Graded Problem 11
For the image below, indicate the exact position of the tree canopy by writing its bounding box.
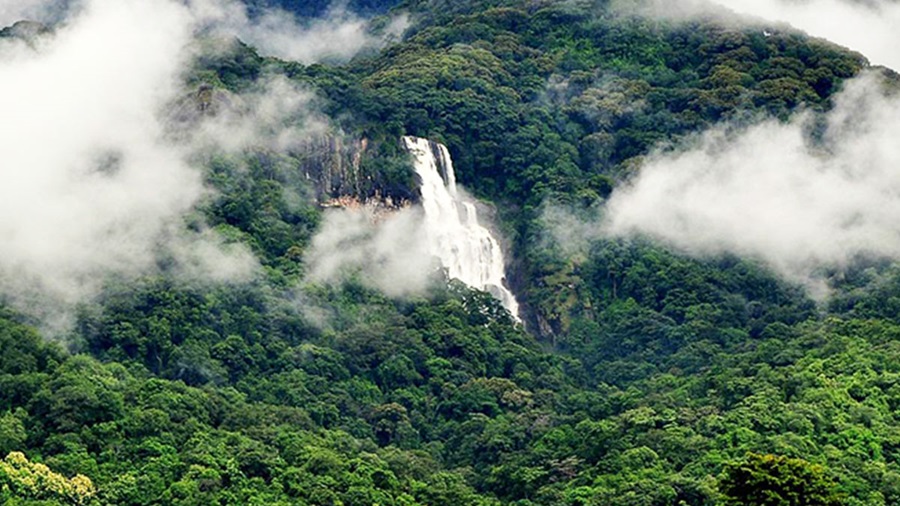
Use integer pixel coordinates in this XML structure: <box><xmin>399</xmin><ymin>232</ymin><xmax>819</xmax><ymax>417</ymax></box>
<box><xmin>1</xmin><ymin>0</ymin><xmax>896</xmax><ymax>504</ymax></box>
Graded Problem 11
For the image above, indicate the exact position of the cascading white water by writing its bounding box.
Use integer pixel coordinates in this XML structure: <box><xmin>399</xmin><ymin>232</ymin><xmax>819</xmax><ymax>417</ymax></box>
<box><xmin>402</xmin><ymin>136</ymin><xmax>521</xmax><ymax>320</ymax></box>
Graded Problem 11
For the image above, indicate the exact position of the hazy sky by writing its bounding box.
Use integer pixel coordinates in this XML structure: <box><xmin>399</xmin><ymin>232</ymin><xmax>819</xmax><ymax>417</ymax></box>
<box><xmin>617</xmin><ymin>0</ymin><xmax>900</xmax><ymax>70</ymax></box>
<box><xmin>710</xmin><ymin>0</ymin><xmax>900</xmax><ymax>70</ymax></box>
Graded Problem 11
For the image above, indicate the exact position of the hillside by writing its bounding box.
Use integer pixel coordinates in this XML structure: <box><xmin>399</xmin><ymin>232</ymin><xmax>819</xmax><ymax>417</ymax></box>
<box><xmin>2</xmin><ymin>0</ymin><xmax>899</xmax><ymax>505</ymax></box>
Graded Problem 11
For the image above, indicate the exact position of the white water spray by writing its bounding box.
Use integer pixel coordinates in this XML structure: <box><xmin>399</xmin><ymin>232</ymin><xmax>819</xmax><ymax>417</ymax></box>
<box><xmin>402</xmin><ymin>136</ymin><xmax>521</xmax><ymax>320</ymax></box>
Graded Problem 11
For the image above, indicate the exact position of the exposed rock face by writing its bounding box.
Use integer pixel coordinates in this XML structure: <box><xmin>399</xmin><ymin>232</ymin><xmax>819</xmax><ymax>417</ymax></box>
<box><xmin>296</xmin><ymin>135</ymin><xmax>418</xmax><ymax>210</ymax></box>
<box><xmin>168</xmin><ymin>85</ymin><xmax>245</xmax><ymax>125</ymax></box>
<box><xmin>296</xmin><ymin>135</ymin><xmax>368</xmax><ymax>202</ymax></box>
<box><xmin>169</xmin><ymin>83</ymin><xmax>410</xmax><ymax>209</ymax></box>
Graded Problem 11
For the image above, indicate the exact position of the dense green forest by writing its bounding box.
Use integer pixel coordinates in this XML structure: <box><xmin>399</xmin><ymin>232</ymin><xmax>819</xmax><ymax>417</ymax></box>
<box><xmin>4</xmin><ymin>0</ymin><xmax>900</xmax><ymax>504</ymax></box>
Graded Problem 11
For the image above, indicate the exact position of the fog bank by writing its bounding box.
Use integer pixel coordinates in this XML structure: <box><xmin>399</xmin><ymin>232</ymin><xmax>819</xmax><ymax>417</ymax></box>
<box><xmin>604</xmin><ymin>72</ymin><xmax>900</xmax><ymax>295</ymax></box>
<box><xmin>0</xmin><ymin>0</ymin><xmax>392</xmax><ymax>331</ymax></box>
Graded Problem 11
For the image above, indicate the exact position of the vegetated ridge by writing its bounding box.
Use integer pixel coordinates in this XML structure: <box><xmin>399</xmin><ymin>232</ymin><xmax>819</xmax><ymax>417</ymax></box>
<box><xmin>1</xmin><ymin>0</ymin><xmax>896</xmax><ymax>505</ymax></box>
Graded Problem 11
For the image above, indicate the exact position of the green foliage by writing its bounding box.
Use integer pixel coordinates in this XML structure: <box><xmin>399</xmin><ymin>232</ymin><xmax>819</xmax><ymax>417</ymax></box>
<box><xmin>1</xmin><ymin>0</ymin><xmax>892</xmax><ymax>504</ymax></box>
<box><xmin>0</xmin><ymin>451</ymin><xmax>95</xmax><ymax>505</ymax></box>
<box><xmin>204</xmin><ymin>153</ymin><xmax>321</xmax><ymax>274</ymax></box>
<box><xmin>721</xmin><ymin>453</ymin><xmax>843</xmax><ymax>506</ymax></box>
<box><xmin>298</xmin><ymin>0</ymin><xmax>863</xmax><ymax>213</ymax></box>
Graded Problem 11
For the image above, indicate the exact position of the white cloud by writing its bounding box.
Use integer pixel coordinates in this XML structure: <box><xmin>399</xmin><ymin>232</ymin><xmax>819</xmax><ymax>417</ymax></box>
<box><xmin>0</xmin><ymin>0</ymin><xmax>230</xmax><ymax>307</ymax></box>
<box><xmin>603</xmin><ymin>72</ymin><xmax>900</xmax><ymax>295</ymax></box>
<box><xmin>304</xmin><ymin>206</ymin><xmax>441</xmax><ymax>297</ymax></box>
<box><xmin>189</xmin><ymin>0</ymin><xmax>408</xmax><ymax>63</ymax></box>
<box><xmin>704</xmin><ymin>0</ymin><xmax>900</xmax><ymax>70</ymax></box>
<box><xmin>615</xmin><ymin>0</ymin><xmax>900</xmax><ymax>71</ymax></box>
<box><xmin>242</xmin><ymin>8</ymin><xmax>408</xmax><ymax>64</ymax></box>
<box><xmin>180</xmin><ymin>75</ymin><xmax>330</xmax><ymax>153</ymax></box>
<box><xmin>564</xmin><ymin>0</ymin><xmax>900</xmax><ymax>296</ymax></box>
<box><xmin>0</xmin><ymin>0</ymin><xmax>409</xmax><ymax>334</ymax></box>
<box><xmin>2</xmin><ymin>0</ymin><xmax>407</xmax><ymax>64</ymax></box>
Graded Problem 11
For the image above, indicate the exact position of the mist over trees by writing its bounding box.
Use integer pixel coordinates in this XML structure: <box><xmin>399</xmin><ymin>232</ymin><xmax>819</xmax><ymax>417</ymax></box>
<box><xmin>2</xmin><ymin>0</ymin><xmax>900</xmax><ymax>505</ymax></box>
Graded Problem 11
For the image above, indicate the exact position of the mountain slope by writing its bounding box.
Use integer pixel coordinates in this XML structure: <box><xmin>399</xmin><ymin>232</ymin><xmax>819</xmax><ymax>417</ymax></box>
<box><xmin>2</xmin><ymin>0</ymin><xmax>899</xmax><ymax>505</ymax></box>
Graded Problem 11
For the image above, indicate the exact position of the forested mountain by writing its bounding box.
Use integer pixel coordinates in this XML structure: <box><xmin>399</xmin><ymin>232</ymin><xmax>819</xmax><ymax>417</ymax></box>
<box><xmin>2</xmin><ymin>0</ymin><xmax>900</xmax><ymax>505</ymax></box>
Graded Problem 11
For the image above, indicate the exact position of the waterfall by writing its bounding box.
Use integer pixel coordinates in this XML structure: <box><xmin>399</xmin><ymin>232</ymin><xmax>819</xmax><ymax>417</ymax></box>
<box><xmin>402</xmin><ymin>136</ymin><xmax>521</xmax><ymax>321</ymax></box>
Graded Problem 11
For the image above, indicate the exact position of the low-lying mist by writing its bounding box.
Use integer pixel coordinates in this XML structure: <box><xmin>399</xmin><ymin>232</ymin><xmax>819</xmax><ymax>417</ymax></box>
<box><xmin>0</xmin><ymin>0</ymin><xmax>398</xmax><ymax>333</ymax></box>
<box><xmin>708</xmin><ymin>0</ymin><xmax>900</xmax><ymax>71</ymax></box>
<box><xmin>0</xmin><ymin>0</ymin><xmax>231</xmax><ymax>330</ymax></box>
<box><xmin>622</xmin><ymin>0</ymin><xmax>900</xmax><ymax>70</ymax></box>
<box><xmin>304</xmin><ymin>206</ymin><xmax>439</xmax><ymax>297</ymax></box>
<box><xmin>189</xmin><ymin>0</ymin><xmax>408</xmax><ymax>63</ymax></box>
<box><xmin>540</xmin><ymin>0</ymin><xmax>900</xmax><ymax>298</ymax></box>
<box><xmin>595</xmin><ymin>71</ymin><xmax>900</xmax><ymax>296</ymax></box>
